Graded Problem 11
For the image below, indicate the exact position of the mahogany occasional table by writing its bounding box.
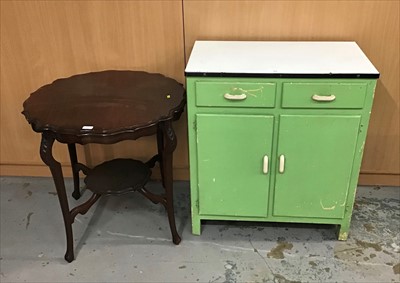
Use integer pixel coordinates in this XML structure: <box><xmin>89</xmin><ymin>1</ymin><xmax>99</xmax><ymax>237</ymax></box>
<box><xmin>22</xmin><ymin>71</ymin><xmax>186</xmax><ymax>262</ymax></box>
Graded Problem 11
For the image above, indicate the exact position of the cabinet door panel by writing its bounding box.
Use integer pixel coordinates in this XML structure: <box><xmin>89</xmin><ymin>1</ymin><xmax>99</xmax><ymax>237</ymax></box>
<box><xmin>274</xmin><ymin>115</ymin><xmax>361</xmax><ymax>219</ymax></box>
<box><xmin>197</xmin><ymin>114</ymin><xmax>273</xmax><ymax>217</ymax></box>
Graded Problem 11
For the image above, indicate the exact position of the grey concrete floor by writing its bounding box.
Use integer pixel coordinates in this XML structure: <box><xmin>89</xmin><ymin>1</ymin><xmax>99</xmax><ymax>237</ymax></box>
<box><xmin>0</xmin><ymin>176</ymin><xmax>399</xmax><ymax>283</ymax></box>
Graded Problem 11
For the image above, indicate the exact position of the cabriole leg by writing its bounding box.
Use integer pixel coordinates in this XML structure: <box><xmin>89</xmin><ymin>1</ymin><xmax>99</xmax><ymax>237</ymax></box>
<box><xmin>160</xmin><ymin>121</ymin><xmax>181</xmax><ymax>245</ymax></box>
<box><xmin>68</xmin><ymin>143</ymin><xmax>81</xmax><ymax>200</ymax></box>
<box><xmin>41</xmin><ymin>134</ymin><xmax>75</xmax><ymax>262</ymax></box>
<box><xmin>157</xmin><ymin>124</ymin><xmax>165</xmax><ymax>188</ymax></box>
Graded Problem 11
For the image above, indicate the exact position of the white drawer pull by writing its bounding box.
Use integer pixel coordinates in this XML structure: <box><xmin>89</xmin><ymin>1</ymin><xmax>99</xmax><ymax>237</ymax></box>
<box><xmin>312</xmin><ymin>94</ymin><xmax>336</xmax><ymax>102</ymax></box>
<box><xmin>263</xmin><ymin>155</ymin><xmax>269</xmax><ymax>174</ymax></box>
<box><xmin>224</xmin><ymin>93</ymin><xmax>247</xmax><ymax>100</ymax></box>
<box><xmin>279</xmin><ymin>155</ymin><xmax>285</xmax><ymax>173</ymax></box>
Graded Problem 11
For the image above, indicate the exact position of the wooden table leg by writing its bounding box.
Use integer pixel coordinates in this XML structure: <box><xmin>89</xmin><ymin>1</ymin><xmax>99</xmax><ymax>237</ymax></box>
<box><xmin>40</xmin><ymin>133</ymin><xmax>75</xmax><ymax>262</ymax></box>
<box><xmin>161</xmin><ymin>121</ymin><xmax>181</xmax><ymax>245</ymax></box>
<box><xmin>157</xmin><ymin>125</ymin><xmax>165</xmax><ymax>188</ymax></box>
<box><xmin>68</xmin><ymin>143</ymin><xmax>81</xmax><ymax>200</ymax></box>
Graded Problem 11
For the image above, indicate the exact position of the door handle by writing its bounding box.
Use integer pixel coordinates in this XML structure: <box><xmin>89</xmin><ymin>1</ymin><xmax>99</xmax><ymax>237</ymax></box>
<box><xmin>263</xmin><ymin>155</ymin><xmax>269</xmax><ymax>174</ymax></box>
<box><xmin>224</xmin><ymin>93</ymin><xmax>247</xmax><ymax>100</ymax></box>
<box><xmin>279</xmin><ymin>155</ymin><xmax>285</xmax><ymax>173</ymax></box>
<box><xmin>312</xmin><ymin>94</ymin><xmax>336</xmax><ymax>102</ymax></box>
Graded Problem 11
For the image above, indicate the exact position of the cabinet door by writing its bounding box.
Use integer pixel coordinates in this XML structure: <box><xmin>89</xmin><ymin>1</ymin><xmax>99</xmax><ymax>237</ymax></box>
<box><xmin>196</xmin><ymin>114</ymin><xmax>274</xmax><ymax>217</ymax></box>
<box><xmin>274</xmin><ymin>115</ymin><xmax>361</xmax><ymax>219</ymax></box>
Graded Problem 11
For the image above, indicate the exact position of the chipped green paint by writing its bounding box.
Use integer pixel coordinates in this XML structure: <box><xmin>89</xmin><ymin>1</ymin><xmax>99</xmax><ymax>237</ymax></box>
<box><xmin>338</xmin><ymin>232</ymin><xmax>348</xmax><ymax>241</ymax></box>
<box><xmin>186</xmin><ymin>77</ymin><xmax>377</xmax><ymax>238</ymax></box>
<box><xmin>196</xmin><ymin>114</ymin><xmax>273</xmax><ymax>217</ymax></box>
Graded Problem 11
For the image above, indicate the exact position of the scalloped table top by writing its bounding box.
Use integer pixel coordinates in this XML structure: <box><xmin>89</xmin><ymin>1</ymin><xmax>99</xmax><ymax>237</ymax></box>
<box><xmin>22</xmin><ymin>71</ymin><xmax>186</xmax><ymax>143</ymax></box>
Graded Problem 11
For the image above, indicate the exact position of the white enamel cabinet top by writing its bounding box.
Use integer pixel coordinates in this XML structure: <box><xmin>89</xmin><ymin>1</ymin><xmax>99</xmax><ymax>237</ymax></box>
<box><xmin>185</xmin><ymin>41</ymin><xmax>379</xmax><ymax>78</ymax></box>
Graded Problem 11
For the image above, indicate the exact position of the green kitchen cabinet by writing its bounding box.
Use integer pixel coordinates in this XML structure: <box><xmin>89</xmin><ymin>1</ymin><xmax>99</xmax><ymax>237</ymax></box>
<box><xmin>185</xmin><ymin>41</ymin><xmax>379</xmax><ymax>240</ymax></box>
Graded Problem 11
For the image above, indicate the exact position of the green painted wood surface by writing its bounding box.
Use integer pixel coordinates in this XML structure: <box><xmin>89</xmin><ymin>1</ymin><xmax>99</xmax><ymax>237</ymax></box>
<box><xmin>196</xmin><ymin>81</ymin><xmax>276</xmax><ymax>108</ymax></box>
<box><xmin>273</xmin><ymin>115</ymin><xmax>361</xmax><ymax>219</ymax></box>
<box><xmin>196</xmin><ymin>114</ymin><xmax>273</xmax><ymax>217</ymax></box>
<box><xmin>282</xmin><ymin>83</ymin><xmax>367</xmax><ymax>109</ymax></box>
<box><xmin>186</xmin><ymin>77</ymin><xmax>377</xmax><ymax>239</ymax></box>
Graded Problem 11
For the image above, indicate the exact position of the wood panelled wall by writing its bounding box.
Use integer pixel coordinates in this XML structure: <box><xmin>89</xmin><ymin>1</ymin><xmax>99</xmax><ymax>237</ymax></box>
<box><xmin>0</xmin><ymin>1</ymin><xmax>188</xmax><ymax>179</ymax></box>
<box><xmin>1</xmin><ymin>0</ymin><xmax>399</xmax><ymax>185</ymax></box>
<box><xmin>183</xmin><ymin>0</ymin><xmax>399</xmax><ymax>186</ymax></box>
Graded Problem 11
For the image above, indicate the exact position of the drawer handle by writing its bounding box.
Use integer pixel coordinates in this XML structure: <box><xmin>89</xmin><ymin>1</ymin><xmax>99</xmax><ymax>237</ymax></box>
<box><xmin>224</xmin><ymin>93</ymin><xmax>247</xmax><ymax>101</ymax></box>
<box><xmin>263</xmin><ymin>155</ymin><xmax>269</xmax><ymax>174</ymax></box>
<box><xmin>279</xmin><ymin>155</ymin><xmax>285</xmax><ymax>173</ymax></box>
<box><xmin>312</xmin><ymin>94</ymin><xmax>336</xmax><ymax>102</ymax></box>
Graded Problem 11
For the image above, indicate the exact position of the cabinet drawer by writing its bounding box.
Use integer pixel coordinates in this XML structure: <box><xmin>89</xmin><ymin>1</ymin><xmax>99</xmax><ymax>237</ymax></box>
<box><xmin>282</xmin><ymin>83</ymin><xmax>367</xmax><ymax>109</ymax></box>
<box><xmin>195</xmin><ymin>81</ymin><xmax>276</xmax><ymax>108</ymax></box>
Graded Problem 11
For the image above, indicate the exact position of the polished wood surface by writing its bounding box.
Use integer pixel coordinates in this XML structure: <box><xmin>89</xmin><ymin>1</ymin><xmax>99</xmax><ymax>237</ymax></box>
<box><xmin>1</xmin><ymin>1</ymin><xmax>187</xmax><ymax>173</ymax></box>
<box><xmin>22</xmin><ymin>71</ymin><xmax>185</xmax><ymax>142</ymax></box>
<box><xmin>183</xmin><ymin>0</ymin><xmax>400</xmax><ymax>183</ymax></box>
<box><xmin>25</xmin><ymin>71</ymin><xmax>185</xmax><ymax>261</ymax></box>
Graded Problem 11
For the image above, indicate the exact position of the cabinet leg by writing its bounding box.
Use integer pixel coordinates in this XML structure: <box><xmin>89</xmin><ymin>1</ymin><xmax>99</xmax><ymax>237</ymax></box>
<box><xmin>191</xmin><ymin>218</ymin><xmax>201</xmax><ymax>235</ymax></box>
<box><xmin>41</xmin><ymin>134</ymin><xmax>74</xmax><ymax>262</ymax></box>
<box><xmin>338</xmin><ymin>188</ymin><xmax>357</xmax><ymax>241</ymax></box>
<box><xmin>161</xmin><ymin>121</ymin><xmax>181</xmax><ymax>245</ymax></box>
<box><xmin>68</xmin><ymin>143</ymin><xmax>81</xmax><ymax>200</ymax></box>
<box><xmin>338</xmin><ymin>221</ymin><xmax>351</xmax><ymax>241</ymax></box>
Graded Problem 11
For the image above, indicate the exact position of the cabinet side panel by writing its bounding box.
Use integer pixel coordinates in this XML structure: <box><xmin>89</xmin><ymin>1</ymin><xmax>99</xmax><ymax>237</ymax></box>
<box><xmin>186</xmin><ymin>78</ymin><xmax>202</xmax><ymax>234</ymax></box>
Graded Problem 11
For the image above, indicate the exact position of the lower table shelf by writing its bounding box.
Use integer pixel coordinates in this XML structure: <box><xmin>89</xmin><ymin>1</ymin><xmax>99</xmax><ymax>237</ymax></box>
<box><xmin>84</xmin><ymin>158</ymin><xmax>151</xmax><ymax>195</ymax></box>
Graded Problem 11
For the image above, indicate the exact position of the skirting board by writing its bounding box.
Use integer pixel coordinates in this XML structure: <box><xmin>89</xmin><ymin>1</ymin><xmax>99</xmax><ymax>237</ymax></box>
<box><xmin>1</xmin><ymin>164</ymin><xmax>398</xmax><ymax>186</ymax></box>
<box><xmin>358</xmin><ymin>173</ymin><xmax>400</xmax><ymax>186</ymax></box>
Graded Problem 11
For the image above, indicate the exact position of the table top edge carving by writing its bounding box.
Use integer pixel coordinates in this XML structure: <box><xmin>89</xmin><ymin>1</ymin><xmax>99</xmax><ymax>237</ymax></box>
<box><xmin>22</xmin><ymin>70</ymin><xmax>186</xmax><ymax>144</ymax></box>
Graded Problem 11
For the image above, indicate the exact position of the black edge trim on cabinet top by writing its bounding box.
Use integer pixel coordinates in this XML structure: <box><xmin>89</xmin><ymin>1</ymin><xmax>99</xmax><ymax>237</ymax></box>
<box><xmin>185</xmin><ymin>72</ymin><xmax>380</xmax><ymax>79</ymax></box>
